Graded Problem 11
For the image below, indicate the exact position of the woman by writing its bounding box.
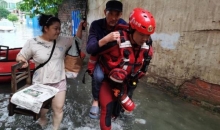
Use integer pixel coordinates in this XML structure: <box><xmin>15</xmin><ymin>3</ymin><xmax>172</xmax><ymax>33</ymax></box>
<box><xmin>93</xmin><ymin>8</ymin><xmax>156</xmax><ymax>130</ymax></box>
<box><xmin>16</xmin><ymin>14</ymin><xmax>85</xmax><ymax>130</ymax></box>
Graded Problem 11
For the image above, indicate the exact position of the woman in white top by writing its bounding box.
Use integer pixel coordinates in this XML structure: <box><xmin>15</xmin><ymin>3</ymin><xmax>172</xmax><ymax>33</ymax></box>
<box><xmin>16</xmin><ymin>14</ymin><xmax>85</xmax><ymax>130</ymax></box>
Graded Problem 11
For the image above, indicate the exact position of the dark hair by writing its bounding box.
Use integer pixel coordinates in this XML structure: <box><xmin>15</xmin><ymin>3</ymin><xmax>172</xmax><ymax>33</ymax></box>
<box><xmin>38</xmin><ymin>14</ymin><xmax>61</xmax><ymax>33</ymax></box>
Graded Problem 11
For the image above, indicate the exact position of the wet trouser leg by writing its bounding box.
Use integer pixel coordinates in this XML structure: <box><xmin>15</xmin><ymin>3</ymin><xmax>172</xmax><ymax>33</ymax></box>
<box><xmin>99</xmin><ymin>81</ymin><xmax>115</xmax><ymax>130</ymax></box>
<box><xmin>127</xmin><ymin>84</ymin><xmax>136</xmax><ymax>99</ymax></box>
<box><xmin>92</xmin><ymin>64</ymin><xmax>104</xmax><ymax>100</ymax></box>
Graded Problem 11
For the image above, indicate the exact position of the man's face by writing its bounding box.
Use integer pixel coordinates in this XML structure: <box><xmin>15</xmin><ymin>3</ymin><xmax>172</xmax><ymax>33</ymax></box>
<box><xmin>105</xmin><ymin>10</ymin><xmax>122</xmax><ymax>27</ymax></box>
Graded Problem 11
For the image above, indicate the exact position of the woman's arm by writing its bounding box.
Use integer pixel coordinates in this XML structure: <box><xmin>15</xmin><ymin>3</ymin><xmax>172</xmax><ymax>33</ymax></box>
<box><xmin>76</xmin><ymin>21</ymin><xmax>86</xmax><ymax>39</ymax></box>
<box><xmin>16</xmin><ymin>53</ymin><xmax>28</xmax><ymax>68</ymax></box>
<box><xmin>16</xmin><ymin>39</ymin><xmax>33</xmax><ymax>68</ymax></box>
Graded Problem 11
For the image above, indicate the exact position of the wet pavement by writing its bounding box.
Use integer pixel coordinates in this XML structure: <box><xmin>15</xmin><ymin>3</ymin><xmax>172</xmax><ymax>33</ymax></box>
<box><xmin>1</xmin><ymin>63</ymin><xmax>220</xmax><ymax>130</ymax></box>
<box><xmin>1</xmin><ymin>23</ymin><xmax>220</xmax><ymax>130</ymax></box>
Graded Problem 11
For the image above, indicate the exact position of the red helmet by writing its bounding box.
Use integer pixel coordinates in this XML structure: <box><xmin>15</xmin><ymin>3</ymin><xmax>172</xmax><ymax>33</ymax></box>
<box><xmin>129</xmin><ymin>8</ymin><xmax>156</xmax><ymax>35</ymax></box>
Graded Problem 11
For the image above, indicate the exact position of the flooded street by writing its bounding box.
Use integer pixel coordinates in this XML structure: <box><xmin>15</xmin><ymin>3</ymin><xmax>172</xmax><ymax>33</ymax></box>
<box><xmin>1</xmin><ymin>23</ymin><xmax>220</xmax><ymax>130</ymax></box>
<box><xmin>0</xmin><ymin>22</ymin><xmax>41</xmax><ymax>48</ymax></box>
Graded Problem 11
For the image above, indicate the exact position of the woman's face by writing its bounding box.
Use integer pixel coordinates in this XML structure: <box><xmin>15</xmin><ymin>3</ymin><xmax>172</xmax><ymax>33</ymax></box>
<box><xmin>44</xmin><ymin>21</ymin><xmax>61</xmax><ymax>40</ymax></box>
<box><xmin>132</xmin><ymin>30</ymin><xmax>150</xmax><ymax>46</ymax></box>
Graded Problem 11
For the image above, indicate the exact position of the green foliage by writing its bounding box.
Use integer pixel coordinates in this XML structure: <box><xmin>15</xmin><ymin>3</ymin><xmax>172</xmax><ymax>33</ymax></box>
<box><xmin>18</xmin><ymin>0</ymin><xmax>64</xmax><ymax>17</ymax></box>
<box><xmin>7</xmin><ymin>14</ymin><xmax>18</xmax><ymax>22</ymax></box>
<box><xmin>0</xmin><ymin>7</ymin><xmax>10</xmax><ymax>19</ymax></box>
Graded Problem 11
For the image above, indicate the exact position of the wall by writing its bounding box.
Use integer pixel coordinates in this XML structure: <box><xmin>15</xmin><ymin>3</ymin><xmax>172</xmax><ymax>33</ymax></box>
<box><xmin>85</xmin><ymin>0</ymin><xmax>220</xmax><ymax>107</ymax></box>
<box><xmin>58</xmin><ymin>0</ymin><xmax>86</xmax><ymax>36</ymax></box>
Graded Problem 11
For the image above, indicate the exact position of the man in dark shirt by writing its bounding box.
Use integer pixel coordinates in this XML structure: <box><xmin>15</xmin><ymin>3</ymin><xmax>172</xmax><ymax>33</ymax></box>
<box><xmin>86</xmin><ymin>0</ymin><xmax>127</xmax><ymax>119</ymax></box>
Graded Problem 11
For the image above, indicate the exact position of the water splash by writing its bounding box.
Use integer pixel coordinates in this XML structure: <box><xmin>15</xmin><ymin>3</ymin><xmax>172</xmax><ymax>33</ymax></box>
<box><xmin>134</xmin><ymin>118</ymin><xmax>146</xmax><ymax>124</ymax></box>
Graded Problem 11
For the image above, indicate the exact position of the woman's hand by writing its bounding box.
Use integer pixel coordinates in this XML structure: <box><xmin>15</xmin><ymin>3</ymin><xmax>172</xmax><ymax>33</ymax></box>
<box><xmin>81</xmin><ymin>20</ymin><xmax>87</xmax><ymax>28</ymax></box>
<box><xmin>20</xmin><ymin>60</ymin><xmax>28</xmax><ymax>68</ymax></box>
<box><xmin>79</xmin><ymin>20</ymin><xmax>87</xmax><ymax>28</ymax></box>
<box><xmin>16</xmin><ymin>54</ymin><xmax>28</xmax><ymax>68</ymax></box>
<box><xmin>76</xmin><ymin>20</ymin><xmax>88</xmax><ymax>38</ymax></box>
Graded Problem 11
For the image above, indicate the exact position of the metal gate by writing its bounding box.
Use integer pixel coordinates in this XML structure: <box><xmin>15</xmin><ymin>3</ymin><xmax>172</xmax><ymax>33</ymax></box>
<box><xmin>72</xmin><ymin>10</ymin><xmax>81</xmax><ymax>36</ymax></box>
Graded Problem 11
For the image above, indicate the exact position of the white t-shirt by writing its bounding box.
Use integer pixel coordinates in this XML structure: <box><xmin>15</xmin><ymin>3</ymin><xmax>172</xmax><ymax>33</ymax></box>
<box><xmin>19</xmin><ymin>36</ymin><xmax>74</xmax><ymax>84</ymax></box>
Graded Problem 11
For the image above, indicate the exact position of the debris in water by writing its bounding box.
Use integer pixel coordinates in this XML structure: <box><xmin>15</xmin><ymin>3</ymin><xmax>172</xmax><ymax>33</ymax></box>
<box><xmin>134</xmin><ymin>118</ymin><xmax>146</xmax><ymax>124</ymax></box>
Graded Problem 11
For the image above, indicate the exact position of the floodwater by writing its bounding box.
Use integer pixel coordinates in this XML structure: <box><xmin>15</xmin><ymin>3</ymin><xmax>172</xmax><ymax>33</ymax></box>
<box><xmin>0</xmin><ymin>22</ymin><xmax>42</xmax><ymax>48</ymax></box>
<box><xmin>0</xmin><ymin>23</ymin><xmax>220</xmax><ymax>130</ymax></box>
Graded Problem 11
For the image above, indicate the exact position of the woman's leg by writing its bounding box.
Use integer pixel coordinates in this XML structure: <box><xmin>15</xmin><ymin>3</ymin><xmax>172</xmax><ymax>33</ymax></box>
<box><xmin>51</xmin><ymin>91</ymin><xmax>66</xmax><ymax>130</ymax></box>
<box><xmin>38</xmin><ymin>108</ymin><xmax>49</xmax><ymax>127</ymax></box>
